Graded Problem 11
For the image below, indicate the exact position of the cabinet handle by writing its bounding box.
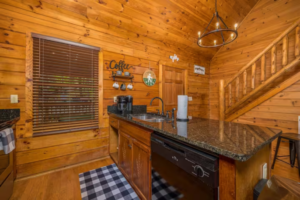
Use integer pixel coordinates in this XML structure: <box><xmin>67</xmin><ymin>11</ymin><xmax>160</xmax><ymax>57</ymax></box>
<box><xmin>128</xmin><ymin>144</ymin><xmax>132</xmax><ymax>149</ymax></box>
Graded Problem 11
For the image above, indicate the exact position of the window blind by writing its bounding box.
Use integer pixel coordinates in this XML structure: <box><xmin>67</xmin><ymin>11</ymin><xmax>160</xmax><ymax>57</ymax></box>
<box><xmin>32</xmin><ymin>34</ymin><xmax>99</xmax><ymax>136</ymax></box>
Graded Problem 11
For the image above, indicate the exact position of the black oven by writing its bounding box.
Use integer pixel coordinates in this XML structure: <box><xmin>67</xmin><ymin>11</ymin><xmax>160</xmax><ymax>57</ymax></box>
<box><xmin>151</xmin><ymin>133</ymin><xmax>219</xmax><ymax>200</ymax></box>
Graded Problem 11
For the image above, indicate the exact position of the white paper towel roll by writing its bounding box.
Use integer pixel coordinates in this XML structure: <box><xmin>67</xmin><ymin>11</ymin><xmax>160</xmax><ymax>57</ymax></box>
<box><xmin>177</xmin><ymin>95</ymin><xmax>188</xmax><ymax>119</ymax></box>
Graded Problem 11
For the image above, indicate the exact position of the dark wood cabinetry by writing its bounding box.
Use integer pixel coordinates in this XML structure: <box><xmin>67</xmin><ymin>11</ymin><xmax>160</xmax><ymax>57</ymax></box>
<box><xmin>109</xmin><ymin>117</ymin><xmax>152</xmax><ymax>200</ymax></box>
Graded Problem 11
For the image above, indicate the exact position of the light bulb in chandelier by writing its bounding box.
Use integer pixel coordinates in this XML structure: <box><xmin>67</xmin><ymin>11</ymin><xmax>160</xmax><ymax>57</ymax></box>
<box><xmin>214</xmin><ymin>40</ymin><xmax>217</xmax><ymax>46</ymax></box>
<box><xmin>234</xmin><ymin>23</ymin><xmax>238</xmax><ymax>30</ymax></box>
<box><xmin>216</xmin><ymin>22</ymin><xmax>219</xmax><ymax>29</ymax></box>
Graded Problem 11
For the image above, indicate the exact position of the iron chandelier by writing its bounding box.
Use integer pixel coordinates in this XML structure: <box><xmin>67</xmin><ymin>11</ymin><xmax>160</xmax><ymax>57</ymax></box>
<box><xmin>197</xmin><ymin>0</ymin><xmax>238</xmax><ymax>48</ymax></box>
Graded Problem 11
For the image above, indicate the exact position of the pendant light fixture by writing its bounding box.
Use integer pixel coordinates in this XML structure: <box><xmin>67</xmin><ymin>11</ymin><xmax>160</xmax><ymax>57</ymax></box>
<box><xmin>197</xmin><ymin>0</ymin><xmax>238</xmax><ymax>48</ymax></box>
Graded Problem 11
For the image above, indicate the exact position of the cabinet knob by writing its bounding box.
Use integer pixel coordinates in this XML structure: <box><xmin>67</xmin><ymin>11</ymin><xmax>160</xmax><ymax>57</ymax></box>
<box><xmin>128</xmin><ymin>144</ymin><xmax>132</xmax><ymax>149</ymax></box>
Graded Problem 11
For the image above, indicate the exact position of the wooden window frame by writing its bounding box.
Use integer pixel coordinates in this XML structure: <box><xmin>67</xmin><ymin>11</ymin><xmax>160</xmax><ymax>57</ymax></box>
<box><xmin>25</xmin><ymin>32</ymin><xmax>104</xmax><ymax>137</ymax></box>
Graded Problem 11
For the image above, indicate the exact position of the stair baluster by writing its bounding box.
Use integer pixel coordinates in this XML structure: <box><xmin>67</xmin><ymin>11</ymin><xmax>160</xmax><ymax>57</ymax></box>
<box><xmin>228</xmin><ymin>83</ymin><xmax>232</xmax><ymax>107</ymax></box>
<box><xmin>271</xmin><ymin>46</ymin><xmax>277</xmax><ymax>75</ymax></box>
<box><xmin>236</xmin><ymin>77</ymin><xmax>239</xmax><ymax>102</ymax></box>
<box><xmin>243</xmin><ymin>70</ymin><xmax>247</xmax><ymax>96</ymax></box>
<box><xmin>251</xmin><ymin>63</ymin><xmax>256</xmax><ymax>90</ymax></box>
<box><xmin>261</xmin><ymin>54</ymin><xmax>266</xmax><ymax>83</ymax></box>
<box><xmin>282</xmin><ymin>36</ymin><xmax>288</xmax><ymax>66</ymax></box>
<box><xmin>296</xmin><ymin>26</ymin><xmax>300</xmax><ymax>57</ymax></box>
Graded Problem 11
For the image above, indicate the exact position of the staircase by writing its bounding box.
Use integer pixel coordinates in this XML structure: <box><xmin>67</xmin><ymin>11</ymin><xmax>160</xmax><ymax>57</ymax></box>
<box><xmin>219</xmin><ymin>18</ymin><xmax>300</xmax><ymax>121</ymax></box>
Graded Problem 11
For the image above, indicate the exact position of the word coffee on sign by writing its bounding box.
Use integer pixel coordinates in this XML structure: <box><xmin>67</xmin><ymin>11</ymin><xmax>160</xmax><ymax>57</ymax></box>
<box><xmin>194</xmin><ymin>65</ymin><xmax>205</xmax><ymax>75</ymax></box>
<box><xmin>109</xmin><ymin>60</ymin><xmax>133</xmax><ymax>72</ymax></box>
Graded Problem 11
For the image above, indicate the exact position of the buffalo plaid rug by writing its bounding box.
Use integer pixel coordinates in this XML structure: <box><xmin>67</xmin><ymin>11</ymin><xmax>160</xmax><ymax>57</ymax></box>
<box><xmin>79</xmin><ymin>164</ymin><xmax>183</xmax><ymax>200</ymax></box>
<box><xmin>79</xmin><ymin>164</ymin><xmax>138</xmax><ymax>200</ymax></box>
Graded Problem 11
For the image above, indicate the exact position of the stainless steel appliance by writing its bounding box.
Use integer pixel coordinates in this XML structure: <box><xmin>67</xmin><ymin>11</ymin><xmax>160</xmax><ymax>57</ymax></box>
<box><xmin>151</xmin><ymin>133</ymin><xmax>219</xmax><ymax>200</ymax></box>
<box><xmin>117</xmin><ymin>95</ymin><xmax>133</xmax><ymax>114</ymax></box>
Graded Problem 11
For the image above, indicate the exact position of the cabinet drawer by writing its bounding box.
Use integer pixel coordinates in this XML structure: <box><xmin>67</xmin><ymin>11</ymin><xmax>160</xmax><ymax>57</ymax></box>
<box><xmin>109</xmin><ymin>117</ymin><xmax>119</xmax><ymax>129</ymax></box>
<box><xmin>119</xmin><ymin>121</ymin><xmax>152</xmax><ymax>146</ymax></box>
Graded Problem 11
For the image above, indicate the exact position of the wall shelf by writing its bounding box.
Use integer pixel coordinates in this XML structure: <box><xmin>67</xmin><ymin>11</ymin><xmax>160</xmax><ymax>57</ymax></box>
<box><xmin>112</xmin><ymin>71</ymin><xmax>134</xmax><ymax>82</ymax></box>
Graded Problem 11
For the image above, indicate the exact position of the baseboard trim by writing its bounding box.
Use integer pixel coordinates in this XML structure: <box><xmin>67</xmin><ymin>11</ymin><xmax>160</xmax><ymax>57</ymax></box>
<box><xmin>15</xmin><ymin>156</ymin><xmax>110</xmax><ymax>182</ymax></box>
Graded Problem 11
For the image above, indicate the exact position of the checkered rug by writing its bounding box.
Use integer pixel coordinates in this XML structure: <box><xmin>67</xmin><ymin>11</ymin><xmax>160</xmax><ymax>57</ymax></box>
<box><xmin>152</xmin><ymin>169</ymin><xmax>183</xmax><ymax>200</ymax></box>
<box><xmin>79</xmin><ymin>164</ymin><xmax>138</xmax><ymax>200</ymax></box>
<box><xmin>79</xmin><ymin>164</ymin><xmax>183</xmax><ymax>200</ymax></box>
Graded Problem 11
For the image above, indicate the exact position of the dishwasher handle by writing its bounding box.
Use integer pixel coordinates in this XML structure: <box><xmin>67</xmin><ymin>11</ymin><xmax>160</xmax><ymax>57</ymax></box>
<box><xmin>163</xmin><ymin>142</ymin><xmax>185</xmax><ymax>155</ymax></box>
<box><xmin>151</xmin><ymin>137</ymin><xmax>186</xmax><ymax>155</ymax></box>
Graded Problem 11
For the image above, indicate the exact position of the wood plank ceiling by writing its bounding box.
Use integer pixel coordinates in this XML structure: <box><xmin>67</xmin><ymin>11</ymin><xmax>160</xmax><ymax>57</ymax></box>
<box><xmin>36</xmin><ymin>0</ymin><xmax>259</xmax><ymax>60</ymax></box>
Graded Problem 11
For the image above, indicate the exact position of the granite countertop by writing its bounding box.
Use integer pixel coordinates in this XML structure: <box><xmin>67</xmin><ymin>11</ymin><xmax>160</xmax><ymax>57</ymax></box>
<box><xmin>0</xmin><ymin>109</ymin><xmax>20</xmax><ymax>131</ymax></box>
<box><xmin>109</xmin><ymin>112</ymin><xmax>282</xmax><ymax>161</ymax></box>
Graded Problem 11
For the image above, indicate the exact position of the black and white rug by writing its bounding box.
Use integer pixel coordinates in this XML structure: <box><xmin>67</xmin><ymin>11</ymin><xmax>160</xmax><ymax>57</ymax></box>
<box><xmin>151</xmin><ymin>169</ymin><xmax>183</xmax><ymax>200</ymax></box>
<box><xmin>79</xmin><ymin>164</ymin><xmax>139</xmax><ymax>200</ymax></box>
<box><xmin>79</xmin><ymin>164</ymin><xmax>183</xmax><ymax>200</ymax></box>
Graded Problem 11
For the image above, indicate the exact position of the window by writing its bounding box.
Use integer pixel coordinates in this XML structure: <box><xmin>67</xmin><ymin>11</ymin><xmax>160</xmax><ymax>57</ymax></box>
<box><xmin>32</xmin><ymin>34</ymin><xmax>99</xmax><ymax>136</ymax></box>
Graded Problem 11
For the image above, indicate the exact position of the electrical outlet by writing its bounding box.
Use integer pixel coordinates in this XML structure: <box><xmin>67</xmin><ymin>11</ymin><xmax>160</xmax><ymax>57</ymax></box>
<box><xmin>10</xmin><ymin>95</ymin><xmax>18</xmax><ymax>104</ymax></box>
<box><xmin>188</xmin><ymin>116</ymin><xmax>192</xmax><ymax>119</ymax></box>
<box><xmin>114</xmin><ymin>96</ymin><xmax>117</xmax><ymax>103</ymax></box>
<box><xmin>262</xmin><ymin>163</ymin><xmax>267</xmax><ymax>179</ymax></box>
<box><xmin>188</xmin><ymin>97</ymin><xmax>193</xmax><ymax>101</ymax></box>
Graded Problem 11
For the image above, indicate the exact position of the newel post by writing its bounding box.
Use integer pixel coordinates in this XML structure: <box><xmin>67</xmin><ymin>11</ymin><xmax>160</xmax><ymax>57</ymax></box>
<box><xmin>219</xmin><ymin>79</ymin><xmax>225</xmax><ymax>121</ymax></box>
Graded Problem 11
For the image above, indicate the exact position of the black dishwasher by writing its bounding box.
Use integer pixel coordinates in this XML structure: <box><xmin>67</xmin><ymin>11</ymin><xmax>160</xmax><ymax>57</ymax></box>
<box><xmin>151</xmin><ymin>133</ymin><xmax>219</xmax><ymax>200</ymax></box>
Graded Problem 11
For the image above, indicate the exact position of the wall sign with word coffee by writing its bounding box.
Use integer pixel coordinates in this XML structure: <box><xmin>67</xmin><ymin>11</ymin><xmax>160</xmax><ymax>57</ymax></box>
<box><xmin>109</xmin><ymin>60</ymin><xmax>133</xmax><ymax>72</ymax></box>
<box><xmin>194</xmin><ymin>65</ymin><xmax>205</xmax><ymax>75</ymax></box>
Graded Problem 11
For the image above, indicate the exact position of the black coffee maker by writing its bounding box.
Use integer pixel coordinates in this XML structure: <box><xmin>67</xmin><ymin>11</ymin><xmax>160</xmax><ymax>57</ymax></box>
<box><xmin>117</xmin><ymin>95</ymin><xmax>133</xmax><ymax>114</ymax></box>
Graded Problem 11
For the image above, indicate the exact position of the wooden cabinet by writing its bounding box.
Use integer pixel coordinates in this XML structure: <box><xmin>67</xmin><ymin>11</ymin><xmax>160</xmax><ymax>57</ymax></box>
<box><xmin>110</xmin><ymin>117</ymin><xmax>152</xmax><ymax>200</ymax></box>
<box><xmin>118</xmin><ymin>131</ymin><xmax>132</xmax><ymax>181</ymax></box>
<box><xmin>109</xmin><ymin>117</ymin><xmax>119</xmax><ymax>129</ymax></box>
<box><xmin>131</xmin><ymin>139</ymin><xmax>151</xmax><ymax>200</ymax></box>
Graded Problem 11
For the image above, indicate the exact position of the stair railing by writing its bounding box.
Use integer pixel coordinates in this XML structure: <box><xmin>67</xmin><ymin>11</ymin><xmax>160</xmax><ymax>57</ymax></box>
<box><xmin>220</xmin><ymin>18</ymin><xmax>300</xmax><ymax>121</ymax></box>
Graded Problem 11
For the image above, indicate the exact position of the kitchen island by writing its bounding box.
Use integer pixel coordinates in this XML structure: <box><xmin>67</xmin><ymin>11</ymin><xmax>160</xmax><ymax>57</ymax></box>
<box><xmin>108</xmin><ymin>111</ymin><xmax>282</xmax><ymax>200</ymax></box>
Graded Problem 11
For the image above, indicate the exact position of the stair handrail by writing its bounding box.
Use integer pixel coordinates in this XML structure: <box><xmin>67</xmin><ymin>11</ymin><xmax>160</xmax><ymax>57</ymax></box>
<box><xmin>224</xmin><ymin>18</ymin><xmax>300</xmax><ymax>88</ymax></box>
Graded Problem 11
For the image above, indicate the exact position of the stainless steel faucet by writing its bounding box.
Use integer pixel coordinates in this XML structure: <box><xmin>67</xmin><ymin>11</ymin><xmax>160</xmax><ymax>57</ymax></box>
<box><xmin>150</xmin><ymin>97</ymin><xmax>164</xmax><ymax>116</ymax></box>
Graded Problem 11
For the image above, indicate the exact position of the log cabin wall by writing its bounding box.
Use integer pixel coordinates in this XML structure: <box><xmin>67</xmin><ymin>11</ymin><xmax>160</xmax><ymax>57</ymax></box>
<box><xmin>0</xmin><ymin>0</ymin><xmax>215</xmax><ymax>178</ymax></box>
<box><xmin>209</xmin><ymin>0</ymin><xmax>300</xmax><ymax>135</ymax></box>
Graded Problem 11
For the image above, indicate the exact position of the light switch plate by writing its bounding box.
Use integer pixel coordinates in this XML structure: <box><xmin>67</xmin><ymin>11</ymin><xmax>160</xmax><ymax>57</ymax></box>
<box><xmin>188</xmin><ymin>97</ymin><xmax>193</xmax><ymax>101</ymax></box>
<box><xmin>114</xmin><ymin>96</ymin><xmax>117</xmax><ymax>103</ymax></box>
<box><xmin>10</xmin><ymin>95</ymin><xmax>18</xmax><ymax>103</ymax></box>
<box><xmin>188</xmin><ymin>116</ymin><xmax>192</xmax><ymax>119</ymax></box>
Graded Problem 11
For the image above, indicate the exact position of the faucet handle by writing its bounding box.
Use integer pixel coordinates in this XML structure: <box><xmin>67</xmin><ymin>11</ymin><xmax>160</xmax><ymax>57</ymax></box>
<box><xmin>171</xmin><ymin>108</ymin><xmax>176</xmax><ymax>120</ymax></box>
<box><xmin>156</xmin><ymin>109</ymin><xmax>160</xmax><ymax>115</ymax></box>
<box><xmin>166</xmin><ymin>111</ymin><xmax>170</xmax><ymax>119</ymax></box>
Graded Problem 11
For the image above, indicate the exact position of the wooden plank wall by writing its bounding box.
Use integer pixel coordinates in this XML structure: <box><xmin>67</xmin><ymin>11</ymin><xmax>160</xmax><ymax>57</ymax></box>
<box><xmin>0</xmin><ymin>0</ymin><xmax>211</xmax><ymax>178</ymax></box>
<box><xmin>234</xmin><ymin>81</ymin><xmax>300</xmax><ymax>134</ymax></box>
<box><xmin>209</xmin><ymin>0</ymin><xmax>300</xmax><ymax>131</ymax></box>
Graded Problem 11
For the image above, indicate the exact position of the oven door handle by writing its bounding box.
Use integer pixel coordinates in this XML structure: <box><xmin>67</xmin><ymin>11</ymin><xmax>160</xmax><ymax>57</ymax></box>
<box><xmin>163</xmin><ymin>142</ymin><xmax>185</xmax><ymax>155</ymax></box>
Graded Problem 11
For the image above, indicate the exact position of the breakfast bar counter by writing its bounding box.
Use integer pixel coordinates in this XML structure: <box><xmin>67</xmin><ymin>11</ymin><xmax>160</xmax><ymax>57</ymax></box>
<box><xmin>108</xmin><ymin>110</ymin><xmax>282</xmax><ymax>200</ymax></box>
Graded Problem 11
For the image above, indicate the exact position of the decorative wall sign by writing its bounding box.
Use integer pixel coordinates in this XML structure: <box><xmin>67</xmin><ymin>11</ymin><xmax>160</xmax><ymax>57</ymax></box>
<box><xmin>109</xmin><ymin>60</ymin><xmax>133</xmax><ymax>72</ymax></box>
<box><xmin>170</xmin><ymin>54</ymin><xmax>179</xmax><ymax>62</ymax></box>
<box><xmin>194</xmin><ymin>65</ymin><xmax>205</xmax><ymax>75</ymax></box>
<box><xmin>143</xmin><ymin>69</ymin><xmax>156</xmax><ymax>86</ymax></box>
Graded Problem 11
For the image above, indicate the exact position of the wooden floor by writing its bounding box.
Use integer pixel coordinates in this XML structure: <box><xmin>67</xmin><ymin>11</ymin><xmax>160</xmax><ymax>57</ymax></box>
<box><xmin>10</xmin><ymin>157</ymin><xmax>114</xmax><ymax>200</ymax></box>
<box><xmin>10</xmin><ymin>147</ymin><xmax>299</xmax><ymax>200</ymax></box>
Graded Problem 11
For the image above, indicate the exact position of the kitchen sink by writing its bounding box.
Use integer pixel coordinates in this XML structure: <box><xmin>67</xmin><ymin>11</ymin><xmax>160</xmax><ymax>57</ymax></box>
<box><xmin>130</xmin><ymin>113</ymin><xmax>166</xmax><ymax>122</ymax></box>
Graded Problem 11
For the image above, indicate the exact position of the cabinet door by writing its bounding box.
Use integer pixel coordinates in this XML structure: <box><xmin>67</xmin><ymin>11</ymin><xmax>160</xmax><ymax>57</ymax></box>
<box><xmin>131</xmin><ymin>139</ymin><xmax>151</xmax><ymax>200</ymax></box>
<box><xmin>118</xmin><ymin>131</ymin><xmax>132</xmax><ymax>181</ymax></box>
